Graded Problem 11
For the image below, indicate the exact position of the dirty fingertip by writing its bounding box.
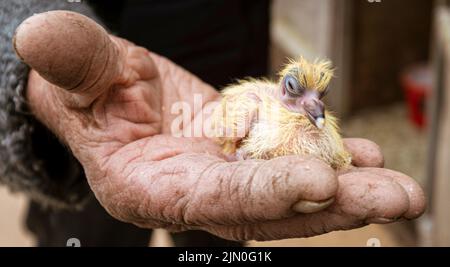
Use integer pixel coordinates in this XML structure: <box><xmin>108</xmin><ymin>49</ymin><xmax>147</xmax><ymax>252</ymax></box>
<box><xmin>292</xmin><ymin>198</ymin><xmax>335</xmax><ymax>213</ymax></box>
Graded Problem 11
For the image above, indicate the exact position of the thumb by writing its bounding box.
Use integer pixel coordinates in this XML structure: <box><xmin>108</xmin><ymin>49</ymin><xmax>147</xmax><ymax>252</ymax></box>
<box><xmin>13</xmin><ymin>10</ymin><xmax>120</xmax><ymax>107</ymax></box>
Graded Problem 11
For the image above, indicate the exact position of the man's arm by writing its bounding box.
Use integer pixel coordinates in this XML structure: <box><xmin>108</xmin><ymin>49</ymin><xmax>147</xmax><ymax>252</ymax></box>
<box><xmin>0</xmin><ymin>0</ymin><xmax>102</xmax><ymax>208</ymax></box>
<box><xmin>13</xmin><ymin>11</ymin><xmax>425</xmax><ymax>241</ymax></box>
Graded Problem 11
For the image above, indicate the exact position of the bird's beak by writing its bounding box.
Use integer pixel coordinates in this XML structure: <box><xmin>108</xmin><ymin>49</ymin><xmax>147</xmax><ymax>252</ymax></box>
<box><xmin>304</xmin><ymin>99</ymin><xmax>325</xmax><ymax>129</ymax></box>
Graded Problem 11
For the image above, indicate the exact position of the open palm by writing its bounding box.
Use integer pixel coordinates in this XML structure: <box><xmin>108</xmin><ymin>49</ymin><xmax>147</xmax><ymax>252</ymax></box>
<box><xmin>15</xmin><ymin>11</ymin><xmax>425</xmax><ymax>241</ymax></box>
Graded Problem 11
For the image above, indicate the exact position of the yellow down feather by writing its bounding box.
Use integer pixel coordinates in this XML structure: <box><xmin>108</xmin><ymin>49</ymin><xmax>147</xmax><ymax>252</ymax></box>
<box><xmin>211</xmin><ymin>60</ymin><xmax>351</xmax><ymax>170</ymax></box>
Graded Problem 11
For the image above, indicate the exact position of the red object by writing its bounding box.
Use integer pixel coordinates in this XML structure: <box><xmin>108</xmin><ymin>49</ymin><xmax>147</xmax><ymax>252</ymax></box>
<box><xmin>401</xmin><ymin>65</ymin><xmax>431</xmax><ymax>129</ymax></box>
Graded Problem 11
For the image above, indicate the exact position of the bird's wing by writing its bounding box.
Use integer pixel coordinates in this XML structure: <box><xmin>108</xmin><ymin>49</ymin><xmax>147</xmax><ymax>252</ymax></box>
<box><xmin>212</xmin><ymin>80</ymin><xmax>274</xmax><ymax>154</ymax></box>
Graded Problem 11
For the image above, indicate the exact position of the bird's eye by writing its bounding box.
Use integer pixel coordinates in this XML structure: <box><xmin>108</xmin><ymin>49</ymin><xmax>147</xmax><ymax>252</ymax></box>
<box><xmin>319</xmin><ymin>86</ymin><xmax>330</xmax><ymax>99</ymax></box>
<box><xmin>284</xmin><ymin>75</ymin><xmax>303</xmax><ymax>96</ymax></box>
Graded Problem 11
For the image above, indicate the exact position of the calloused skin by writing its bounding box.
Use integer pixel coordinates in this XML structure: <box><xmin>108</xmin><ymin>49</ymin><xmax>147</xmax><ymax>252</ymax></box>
<box><xmin>13</xmin><ymin>11</ymin><xmax>425</xmax><ymax>241</ymax></box>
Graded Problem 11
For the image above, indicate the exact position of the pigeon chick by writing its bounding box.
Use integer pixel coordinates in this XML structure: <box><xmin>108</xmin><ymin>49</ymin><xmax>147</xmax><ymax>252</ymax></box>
<box><xmin>212</xmin><ymin>57</ymin><xmax>351</xmax><ymax>170</ymax></box>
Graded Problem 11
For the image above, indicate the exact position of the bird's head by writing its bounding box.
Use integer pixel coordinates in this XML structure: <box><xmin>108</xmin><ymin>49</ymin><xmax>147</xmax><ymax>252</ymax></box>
<box><xmin>278</xmin><ymin>57</ymin><xmax>333</xmax><ymax>129</ymax></box>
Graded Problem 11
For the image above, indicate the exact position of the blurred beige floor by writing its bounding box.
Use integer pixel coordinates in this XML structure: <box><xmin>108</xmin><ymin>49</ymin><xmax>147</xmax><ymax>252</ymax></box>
<box><xmin>0</xmin><ymin>187</ymin><xmax>34</xmax><ymax>246</ymax></box>
<box><xmin>0</xmin><ymin>104</ymin><xmax>423</xmax><ymax>247</ymax></box>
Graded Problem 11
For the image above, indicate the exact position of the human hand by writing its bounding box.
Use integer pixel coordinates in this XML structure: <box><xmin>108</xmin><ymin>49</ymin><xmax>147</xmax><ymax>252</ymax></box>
<box><xmin>14</xmin><ymin>11</ymin><xmax>425</xmax><ymax>241</ymax></box>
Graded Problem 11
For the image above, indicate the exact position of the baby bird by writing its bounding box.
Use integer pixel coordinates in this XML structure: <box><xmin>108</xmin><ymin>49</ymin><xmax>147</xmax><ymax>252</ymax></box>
<box><xmin>212</xmin><ymin>57</ymin><xmax>351</xmax><ymax>170</ymax></box>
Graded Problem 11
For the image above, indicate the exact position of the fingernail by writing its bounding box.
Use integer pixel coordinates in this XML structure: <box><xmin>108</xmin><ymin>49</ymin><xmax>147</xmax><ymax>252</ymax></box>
<box><xmin>365</xmin><ymin>217</ymin><xmax>396</xmax><ymax>224</ymax></box>
<box><xmin>292</xmin><ymin>198</ymin><xmax>335</xmax><ymax>214</ymax></box>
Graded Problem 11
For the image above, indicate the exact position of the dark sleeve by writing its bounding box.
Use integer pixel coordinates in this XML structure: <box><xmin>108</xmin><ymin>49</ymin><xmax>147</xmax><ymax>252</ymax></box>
<box><xmin>0</xmin><ymin>0</ymin><xmax>103</xmax><ymax>209</ymax></box>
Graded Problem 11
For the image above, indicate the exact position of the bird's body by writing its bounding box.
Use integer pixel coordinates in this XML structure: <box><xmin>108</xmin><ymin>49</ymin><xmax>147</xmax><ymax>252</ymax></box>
<box><xmin>212</xmin><ymin>57</ymin><xmax>351</xmax><ymax>169</ymax></box>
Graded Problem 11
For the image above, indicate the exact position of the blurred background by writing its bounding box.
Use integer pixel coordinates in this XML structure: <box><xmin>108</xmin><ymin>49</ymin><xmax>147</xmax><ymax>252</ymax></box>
<box><xmin>1</xmin><ymin>0</ymin><xmax>450</xmax><ymax>246</ymax></box>
<box><xmin>269</xmin><ymin>0</ymin><xmax>450</xmax><ymax>247</ymax></box>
